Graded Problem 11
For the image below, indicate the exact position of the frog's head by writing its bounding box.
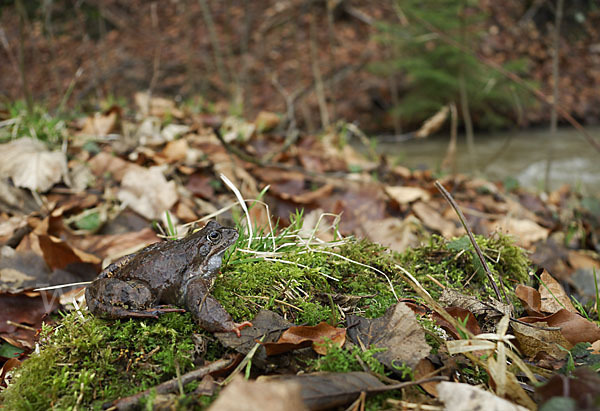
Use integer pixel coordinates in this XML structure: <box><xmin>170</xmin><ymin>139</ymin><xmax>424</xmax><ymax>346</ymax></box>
<box><xmin>196</xmin><ymin>221</ymin><xmax>239</xmax><ymax>278</ymax></box>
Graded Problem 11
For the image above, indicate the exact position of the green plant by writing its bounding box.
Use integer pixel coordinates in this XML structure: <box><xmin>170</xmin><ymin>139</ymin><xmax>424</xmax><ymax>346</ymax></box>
<box><xmin>0</xmin><ymin>101</ymin><xmax>68</xmax><ymax>143</ymax></box>
<box><xmin>372</xmin><ymin>0</ymin><xmax>531</xmax><ymax>129</ymax></box>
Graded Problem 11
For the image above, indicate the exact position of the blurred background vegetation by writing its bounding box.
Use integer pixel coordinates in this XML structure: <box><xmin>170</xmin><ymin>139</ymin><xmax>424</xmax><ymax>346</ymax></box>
<box><xmin>1</xmin><ymin>0</ymin><xmax>599</xmax><ymax>190</ymax></box>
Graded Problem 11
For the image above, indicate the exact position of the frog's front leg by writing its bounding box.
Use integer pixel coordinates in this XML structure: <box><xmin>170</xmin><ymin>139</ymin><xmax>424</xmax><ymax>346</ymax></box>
<box><xmin>184</xmin><ymin>277</ymin><xmax>252</xmax><ymax>337</ymax></box>
<box><xmin>86</xmin><ymin>278</ymin><xmax>184</xmax><ymax>319</ymax></box>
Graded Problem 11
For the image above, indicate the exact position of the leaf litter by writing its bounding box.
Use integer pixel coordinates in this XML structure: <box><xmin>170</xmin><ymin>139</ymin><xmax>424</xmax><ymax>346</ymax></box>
<box><xmin>0</xmin><ymin>96</ymin><xmax>599</xmax><ymax>409</ymax></box>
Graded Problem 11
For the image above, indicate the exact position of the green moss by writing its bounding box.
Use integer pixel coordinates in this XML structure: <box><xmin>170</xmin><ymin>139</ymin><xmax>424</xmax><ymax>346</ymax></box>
<box><xmin>2</xmin><ymin>311</ymin><xmax>205</xmax><ymax>410</ymax></box>
<box><xmin>2</xmin><ymin>231</ymin><xmax>531</xmax><ymax>408</ymax></box>
<box><xmin>310</xmin><ymin>343</ymin><xmax>386</xmax><ymax>375</ymax></box>
<box><xmin>396</xmin><ymin>233</ymin><xmax>530</xmax><ymax>303</ymax></box>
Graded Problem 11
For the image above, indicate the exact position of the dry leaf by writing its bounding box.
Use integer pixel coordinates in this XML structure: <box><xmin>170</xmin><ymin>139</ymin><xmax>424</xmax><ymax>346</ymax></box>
<box><xmin>0</xmin><ymin>138</ymin><xmax>68</xmax><ymax>192</ymax></box>
<box><xmin>539</xmin><ymin>269</ymin><xmax>576</xmax><ymax>313</ymax></box>
<box><xmin>415</xmin><ymin>105</ymin><xmax>449</xmax><ymax>138</ymax></box>
<box><xmin>491</xmin><ymin>217</ymin><xmax>549</xmax><ymax>247</ymax></box>
<box><xmin>208</xmin><ymin>376</ymin><xmax>307</xmax><ymax>411</ymax></box>
<box><xmin>414</xmin><ymin>358</ymin><xmax>439</xmax><ymax>397</ymax></box>
<box><xmin>568</xmin><ymin>250</ymin><xmax>600</xmax><ymax>270</ymax></box>
<box><xmin>346</xmin><ymin>302</ymin><xmax>430</xmax><ymax>369</ymax></box>
<box><xmin>259</xmin><ymin>372</ymin><xmax>384</xmax><ymax>410</ymax></box>
<box><xmin>412</xmin><ymin>201</ymin><xmax>457</xmax><ymax>238</ymax></box>
<box><xmin>160</xmin><ymin>138</ymin><xmax>189</xmax><ymax>163</ymax></box>
<box><xmin>438</xmin><ymin>382</ymin><xmax>528</xmax><ymax>411</ymax></box>
<box><xmin>255</xmin><ymin>111</ymin><xmax>280</xmax><ymax>132</ymax></box>
<box><xmin>77</xmin><ymin>110</ymin><xmax>117</xmax><ymax>136</ymax></box>
<box><xmin>515</xmin><ymin>285</ymin><xmax>543</xmax><ymax>317</ymax></box>
<box><xmin>118</xmin><ymin>166</ymin><xmax>178</xmax><ymax>220</ymax></box>
<box><xmin>367</xmin><ymin>216</ymin><xmax>425</xmax><ymax>253</ymax></box>
<box><xmin>262</xmin><ymin>322</ymin><xmax>346</xmax><ymax>356</ymax></box>
<box><xmin>518</xmin><ymin>309</ymin><xmax>600</xmax><ymax>345</ymax></box>
<box><xmin>384</xmin><ymin>186</ymin><xmax>430</xmax><ymax>204</ymax></box>
<box><xmin>431</xmin><ymin>306</ymin><xmax>481</xmax><ymax>339</ymax></box>
<box><xmin>88</xmin><ymin>151</ymin><xmax>137</xmax><ymax>182</ymax></box>
<box><xmin>38</xmin><ymin>235</ymin><xmax>101</xmax><ymax>270</ymax></box>
<box><xmin>511</xmin><ymin>321</ymin><xmax>572</xmax><ymax>359</ymax></box>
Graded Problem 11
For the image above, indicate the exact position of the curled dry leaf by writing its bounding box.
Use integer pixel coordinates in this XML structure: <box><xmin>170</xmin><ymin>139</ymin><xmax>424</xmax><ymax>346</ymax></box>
<box><xmin>431</xmin><ymin>306</ymin><xmax>482</xmax><ymax>340</ymax></box>
<box><xmin>538</xmin><ymin>269</ymin><xmax>577</xmax><ymax>314</ymax></box>
<box><xmin>514</xmin><ymin>285</ymin><xmax>543</xmax><ymax>317</ymax></box>
<box><xmin>262</xmin><ymin>322</ymin><xmax>346</xmax><ymax>356</ymax></box>
<box><xmin>511</xmin><ymin>321</ymin><xmax>572</xmax><ymax>359</ymax></box>
<box><xmin>118</xmin><ymin>166</ymin><xmax>178</xmax><ymax>220</ymax></box>
<box><xmin>518</xmin><ymin>309</ymin><xmax>600</xmax><ymax>345</ymax></box>
<box><xmin>0</xmin><ymin>138</ymin><xmax>68</xmax><ymax>192</ymax></box>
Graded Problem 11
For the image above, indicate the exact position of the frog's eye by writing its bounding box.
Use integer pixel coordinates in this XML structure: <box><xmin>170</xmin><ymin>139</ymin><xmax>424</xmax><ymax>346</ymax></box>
<box><xmin>207</xmin><ymin>231</ymin><xmax>222</xmax><ymax>243</ymax></box>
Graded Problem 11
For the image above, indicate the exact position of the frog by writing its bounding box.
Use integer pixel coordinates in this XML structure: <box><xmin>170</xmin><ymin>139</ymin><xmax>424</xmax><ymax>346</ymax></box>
<box><xmin>85</xmin><ymin>221</ymin><xmax>252</xmax><ymax>337</ymax></box>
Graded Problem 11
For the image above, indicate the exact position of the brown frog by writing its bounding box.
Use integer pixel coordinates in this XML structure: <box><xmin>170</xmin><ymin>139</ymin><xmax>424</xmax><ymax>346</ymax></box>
<box><xmin>85</xmin><ymin>221</ymin><xmax>251</xmax><ymax>336</ymax></box>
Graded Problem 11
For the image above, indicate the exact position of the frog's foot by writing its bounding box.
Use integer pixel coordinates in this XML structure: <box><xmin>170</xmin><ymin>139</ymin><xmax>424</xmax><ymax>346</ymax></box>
<box><xmin>146</xmin><ymin>306</ymin><xmax>187</xmax><ymax>316</ymax></box>
<box><xmin>231</xmin><ymin>321</ymin><xmax>253</xmax><ymax>337</ymax></box>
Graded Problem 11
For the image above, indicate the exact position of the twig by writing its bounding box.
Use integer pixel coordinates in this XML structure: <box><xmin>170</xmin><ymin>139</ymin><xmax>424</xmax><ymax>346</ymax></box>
<box><xmin>434</xmin><ymin>181</ymin><xmax>511</xmax><ymax>309</ymax></box>
<box><xmin>106</xmin><ymin>358</ymin><xmax>233</xmax><ymax>410</ymax></box>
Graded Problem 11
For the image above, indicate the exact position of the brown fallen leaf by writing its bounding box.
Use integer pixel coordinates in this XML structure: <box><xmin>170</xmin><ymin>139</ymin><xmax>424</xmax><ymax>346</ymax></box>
<box><xmin>515</xmin><ymin>285</ymin><xmax>544</xmax><ymax>317</ymax></box>
<box><xmin>568</xmin><ymin>250</ymin><xmax>600</xmax><ymax>270</ymax></box>
<box><xmin>77</xmin><ymin>109</ymin><xmax>118</xmax><ymax>137</ymax></box>
<box><xmin>208</xmin><ymin>375</ymin><xmax>307</xmax><ymax>411</ymax></box>
<box><xmin>254</xmin><ymin>111</ymin><xmax>280</xmax><ymax>132</ymax></box>
<box><xmin>118</xmin><ymin>166</ymin><xmax>178</xmax><ymax>220</ymax></box>
<box><xmin>0</xmin><ymin>138</ymin><xmax>69</xmax><ymax>192</ymax></box>
<box><xmin>259</xmin><ymin>372</ymin><xmax>385</xmax><ymax>410</ymax></box>
<box><xmin>366</xmin><ymin>216</ymin><xmax>425</xmax><ymax>253</ymax></box>
<box><xmin>538</xmin><ymin>269</ymin><xmax>577</xmax><ymax>314</ymax></box>
<box><xmin>518</xmin><ymin>309</ymin><xmax>600</xmax><ymax>345</ymax></box>
<box><xmin>262</xmin><ymin>322</ymin><xmax>346</xmax><ymax>356</ymax></box>
<box><xmin>38</xmin><ymin>235</ymin><xmax>101</xmax><ymax>271</ymax></box>
<box><xmin>346</xmin><ymin>302</ymin><xmax>430</xmax><ymax>369</ymax></box>
<box><xmin>511</xmin><ymin>321</ymin><xmax>572</xmax><ymax>359</ymax></box>
<box><xmin>159</xmin><ymin>138</ymin><xmax>189</xmax><ymax>163</ymax></box>
<box><xmin>0</xmin><ymin>357</ymin><xmax>21</xmax><ymax>388</ymax></box>
<box><xmin>88</xmin><ymin>151</ymin><xmax>137</xmax><ymax>182</ymax></box>
<box><xmin>490</xmin><ymin>217</ymin><xmax>549</xmax><ymax>248</ymax></box>
<box><xmin>384</xmin><ymin>186</ymin><xmax>430</xmax><ymax>205</ymax></box>
<box><xmin>412</xmin><ymin>201</ymin><xmax>457</xmax><ymax>238</ymax></box>
<box><xmin>414</xmin><ymin>358</ymin><xmax>439</xmax><ymax>397</ymax></box>
<box><xmin>0</xmin><ymin>291</ymin><xmax>59</xmax><ymax>349</ymax></box>
<box><xmin>431</xmin><ymin>306</ymin><xmax>481</xmax><ymax>340</ymax></box>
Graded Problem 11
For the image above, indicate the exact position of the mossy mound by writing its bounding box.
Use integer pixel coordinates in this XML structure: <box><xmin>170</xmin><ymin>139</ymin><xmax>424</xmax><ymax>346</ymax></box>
<box><xmin>1</xmin><ymin>232</ymin><xmax>530</xmax><ymax>409</ymax></box>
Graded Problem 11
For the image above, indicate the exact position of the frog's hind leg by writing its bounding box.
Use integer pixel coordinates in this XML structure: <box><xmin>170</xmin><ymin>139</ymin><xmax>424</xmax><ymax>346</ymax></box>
<box><xmin>86</xmin><ymin>278</ymin><xmax>183</xmax><ymax>319</ymax></box>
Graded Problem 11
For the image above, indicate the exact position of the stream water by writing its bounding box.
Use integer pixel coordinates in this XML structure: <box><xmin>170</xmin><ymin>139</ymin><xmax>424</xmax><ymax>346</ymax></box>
<box><xmin>373</xmin><ymin>127</ymin><xmax>600</xmax><ymax>194</ymax></box>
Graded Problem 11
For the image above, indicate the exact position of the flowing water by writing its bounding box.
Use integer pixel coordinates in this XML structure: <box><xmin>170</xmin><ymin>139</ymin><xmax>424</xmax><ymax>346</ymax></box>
<box><xmin>373</xmin><ymin>127</ymin><xmax>600</xmax><ymax>194</ymax></box>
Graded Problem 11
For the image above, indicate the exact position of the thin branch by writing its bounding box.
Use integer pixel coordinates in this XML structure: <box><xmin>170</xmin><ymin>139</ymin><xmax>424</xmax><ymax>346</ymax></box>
<box><xmin>107</xmin><ymin>358</ymin><xmax>233</xmax><ymax>410</ymax></box>
<box><xmin>434</xmin><ymin>181</ymin><xmax>511</xmax><ymax>310</ymax></box>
